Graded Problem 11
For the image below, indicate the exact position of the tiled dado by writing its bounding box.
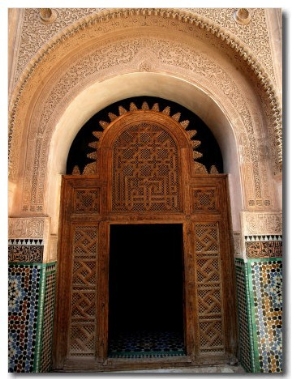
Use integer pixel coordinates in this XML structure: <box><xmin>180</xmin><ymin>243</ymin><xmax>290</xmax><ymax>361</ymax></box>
<box><xmin>248</xmin><ymin>258</ymin><xmax>283</xmax><ymax>373</ymax></box>
<box><xmin>8</xmin><ymin>262</ymin><xmax>56</xmax><ymax>372</ymax></box>
<box><xmin>235</xmin><ymin>258</ymin><xmax>283</xmax><ymax>373</ymax></box>
<box><xmin>235</xmin><ymin>259</ymin><xmax>256</xmax><ymax>372</ymax></box>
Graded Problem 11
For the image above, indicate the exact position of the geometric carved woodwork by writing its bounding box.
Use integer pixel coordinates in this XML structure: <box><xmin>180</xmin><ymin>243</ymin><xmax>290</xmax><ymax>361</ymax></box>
<box><xmin>69</xmin><ymin>226</ymin><xmax>97</xmax><ymax>357</ymax></box>
<box><xmin>113</xmin><ymin>123</ymin><xmax>180</xmax><ymax>212</ymax></box>
<box><xmin>193</xmin><ymin>188</ymin><xmax>217</xmax><ymax>212</ymax></box>
<box><xmin>195</xmin><ymin>222</ymin><xmax>224</xmax><ymax>352</ymax></box>
<box><xmin>69</xmin><ymin>100</ymin><xmax>221</xmax><ymax>178</ymax></box>
<box><xmin>55</xmin><ymin>109</ymin><xmax>237</xmax><ymax>371</ymax></box>
<box><xmin>74</xmin><ymin>189</ymin><xmax>100</xmax><ymax>214</ymax></box>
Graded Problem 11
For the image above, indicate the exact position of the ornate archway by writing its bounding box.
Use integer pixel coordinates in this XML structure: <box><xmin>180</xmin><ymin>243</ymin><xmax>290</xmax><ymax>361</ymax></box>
<box><xmin>8</xmin><ymin>8</ymin><xmax>282</xmax><ymax>225</ymax></box>
<box><xmin>8</xmin><ymin>9</ymin><xmax>282</xmax><ymax>374</ymax></box>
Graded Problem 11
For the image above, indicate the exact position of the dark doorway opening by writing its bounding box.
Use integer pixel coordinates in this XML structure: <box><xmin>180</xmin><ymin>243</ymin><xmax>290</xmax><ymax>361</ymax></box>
<box><xmin>108</xmin><ymin>224</ymin><xmax>185</xmax><ymax>358</ymax></box>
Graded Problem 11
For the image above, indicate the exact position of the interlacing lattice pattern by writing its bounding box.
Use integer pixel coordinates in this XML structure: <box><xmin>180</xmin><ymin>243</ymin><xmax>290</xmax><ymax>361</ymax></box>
<box><xmin>194</xmin><ymin>223</ymin><xmax>224</xmax><ymax>352</ymax></box>
<box><xmin>113</xmin><ymin>123</ymin><xmax>180</xmax><ymax>211</ymax></box>
<box><xmin>69</xmin><ymin>226</ymin><xmax>98</xmax><ymax>357</ymax></box>
<box><xmin>70</xmin><ymin>100</ymin><xmax>220</xmax><ymax>176</ymax></box>
<box><xmin>74</xmin><ymin>189</ymin><xmax>100</xmax><ymax>213</ymax></box>
<box><xmin>193</xmin><ymin>188</ymin><xmax>217</xmax><ymax>212</ymax></box>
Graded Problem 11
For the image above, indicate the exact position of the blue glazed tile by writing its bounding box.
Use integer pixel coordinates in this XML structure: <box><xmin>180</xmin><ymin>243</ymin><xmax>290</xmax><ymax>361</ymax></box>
<box><xmin>249</xmin><ymin>260</ymin><xmax>283</xmax><ymax>373</ymax></box>
<box><xmin>8</xmin><ymin>264</ymin><xmax>42</xmax><ymax>373</ymax></box>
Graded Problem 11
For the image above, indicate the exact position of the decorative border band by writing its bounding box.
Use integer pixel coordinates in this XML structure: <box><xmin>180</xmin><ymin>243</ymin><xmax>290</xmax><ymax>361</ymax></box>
<box><xmin>241</xmin><ymin>212</ymin><xmax>282</xmax><ymax>236</ymax></box>
<box><xmin>9</xmin><ymin>217</ymin><xmax>50</xmax><ymax>239</ymax></box>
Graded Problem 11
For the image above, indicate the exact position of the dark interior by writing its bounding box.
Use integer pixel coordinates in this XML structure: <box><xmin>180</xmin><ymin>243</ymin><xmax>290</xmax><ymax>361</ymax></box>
<box><xmin>108</xmin><ymin>224</ymin><xmax>185</xmax><ymax>357</ymax></box>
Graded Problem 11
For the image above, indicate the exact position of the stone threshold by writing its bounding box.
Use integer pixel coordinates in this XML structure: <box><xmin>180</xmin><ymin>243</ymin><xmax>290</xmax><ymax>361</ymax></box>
<box><xmin>105</xmin><ymin>364</ymin><xmax>246</xmax><ymax>374</ymax></box>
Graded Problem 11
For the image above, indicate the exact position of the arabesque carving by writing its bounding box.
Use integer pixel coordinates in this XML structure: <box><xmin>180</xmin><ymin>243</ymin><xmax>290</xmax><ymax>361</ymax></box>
<box><xmin>241</xmin><ymin>212</ymin><xmax>282</xmax><ymax>236</ymax></box>
<box><xmin>8</xmin><ymin>217</ymin><xmax>49</xmax><ymax>239</ymax></box>
<box><xmin>246</xmin><ymin>240</ymin><xmax>282</xmax><ymax>258</ymax></box>
<box><xmin>14</xmin><ymin>36</ymin><xmax>273</xmax><ymax>213</ymax></box>
<box><xmin>8</xmin><ymin>244</ymin><xmax>44</xmax><ymax>263</ymax></box>
<box><xmin>12</xmin><ymin>8</ymin><xmax>276</xmax><ymax>87</ymax></box>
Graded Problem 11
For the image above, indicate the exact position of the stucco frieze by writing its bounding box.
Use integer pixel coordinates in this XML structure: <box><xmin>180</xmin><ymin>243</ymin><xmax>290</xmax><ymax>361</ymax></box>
<box><xmin>241</xmin><ymin>211</ymin><xmax>282</xmax><ymax>236</ymax></box>
<box><xmin>8</xmin><ymin>217</ymin><xmax>49</xmax><ymax>239</ymax></box>
<box><xmin>14</xmin><ymin>8</ymin><xmax>276</xmax><ymax>86</ymax></box>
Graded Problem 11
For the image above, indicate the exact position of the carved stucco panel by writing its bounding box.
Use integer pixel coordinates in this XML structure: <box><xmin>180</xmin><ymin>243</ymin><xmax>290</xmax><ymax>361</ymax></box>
<box><xmin>14</xmin><ymin>8</ymin><xmax>101</xmax><ymax>86</ymax></box>
<box><xmin>8</xmin><ymin>217</ymin><xmax>49</xmax><ymax>239</ymax></box>
<box><xmin>39</xmin><ymin>40</ymin><xmax>143</xmax><ymax>129</ymax></box>
<box><xmin>241</xmin><ymin>211</ymin><xmax>282</xmax><ymax>236</ymax></box>
<box><xmin>240</xmin><ymin>164</ymin><xmax>256</xmax><ymax>208</ymax></box>
<box><xmin>260</xmin><ymin>91</ymin><xmax>282</xmax><ymax>173</ymax></box>
<box><xmin>155</xmin><ymin>39</ymin><xmax>272</xmax><ymax>196</ymax></box>
<box><xmin>238</xmin><ymin>133</ymin><xmax>251</xmax><ymax>164</ymax></box>
<box><xmin>8</xmin><ymin>217</ymin><xmax>56</xmax><ymax>263</ymax></box>
<box><xmin>13</xmin><ymin>8</ymin><xmax>276</xmax><ymax>89</ymax></box>
<box><xmin>192</xmin><ymin>8</ymin><xmax>275</xmax><ymax>81</ymax></box>
<box><xmin>14</xmin><ymin>36</ymin><xmax>274</xmax><ymax>213</ymax></box>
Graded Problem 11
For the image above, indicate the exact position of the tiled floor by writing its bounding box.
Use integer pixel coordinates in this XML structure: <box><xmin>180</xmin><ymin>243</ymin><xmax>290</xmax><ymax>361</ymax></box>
<box><xmin>108</xmin><ymin>329</ymin><xmax>185</xmax><ymax>358</ymax></box>
<box><xmin>107</xmin><ymin>329</ymin><xmax>246</xmax><ymax>374</ymax></box>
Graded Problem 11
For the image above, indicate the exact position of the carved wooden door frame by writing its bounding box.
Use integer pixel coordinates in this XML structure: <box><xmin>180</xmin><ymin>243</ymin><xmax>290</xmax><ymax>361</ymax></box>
<box><xmin>53</xmin><ymin>109</ymin><xmax>238</xmax><ymax>371</ymax></box>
